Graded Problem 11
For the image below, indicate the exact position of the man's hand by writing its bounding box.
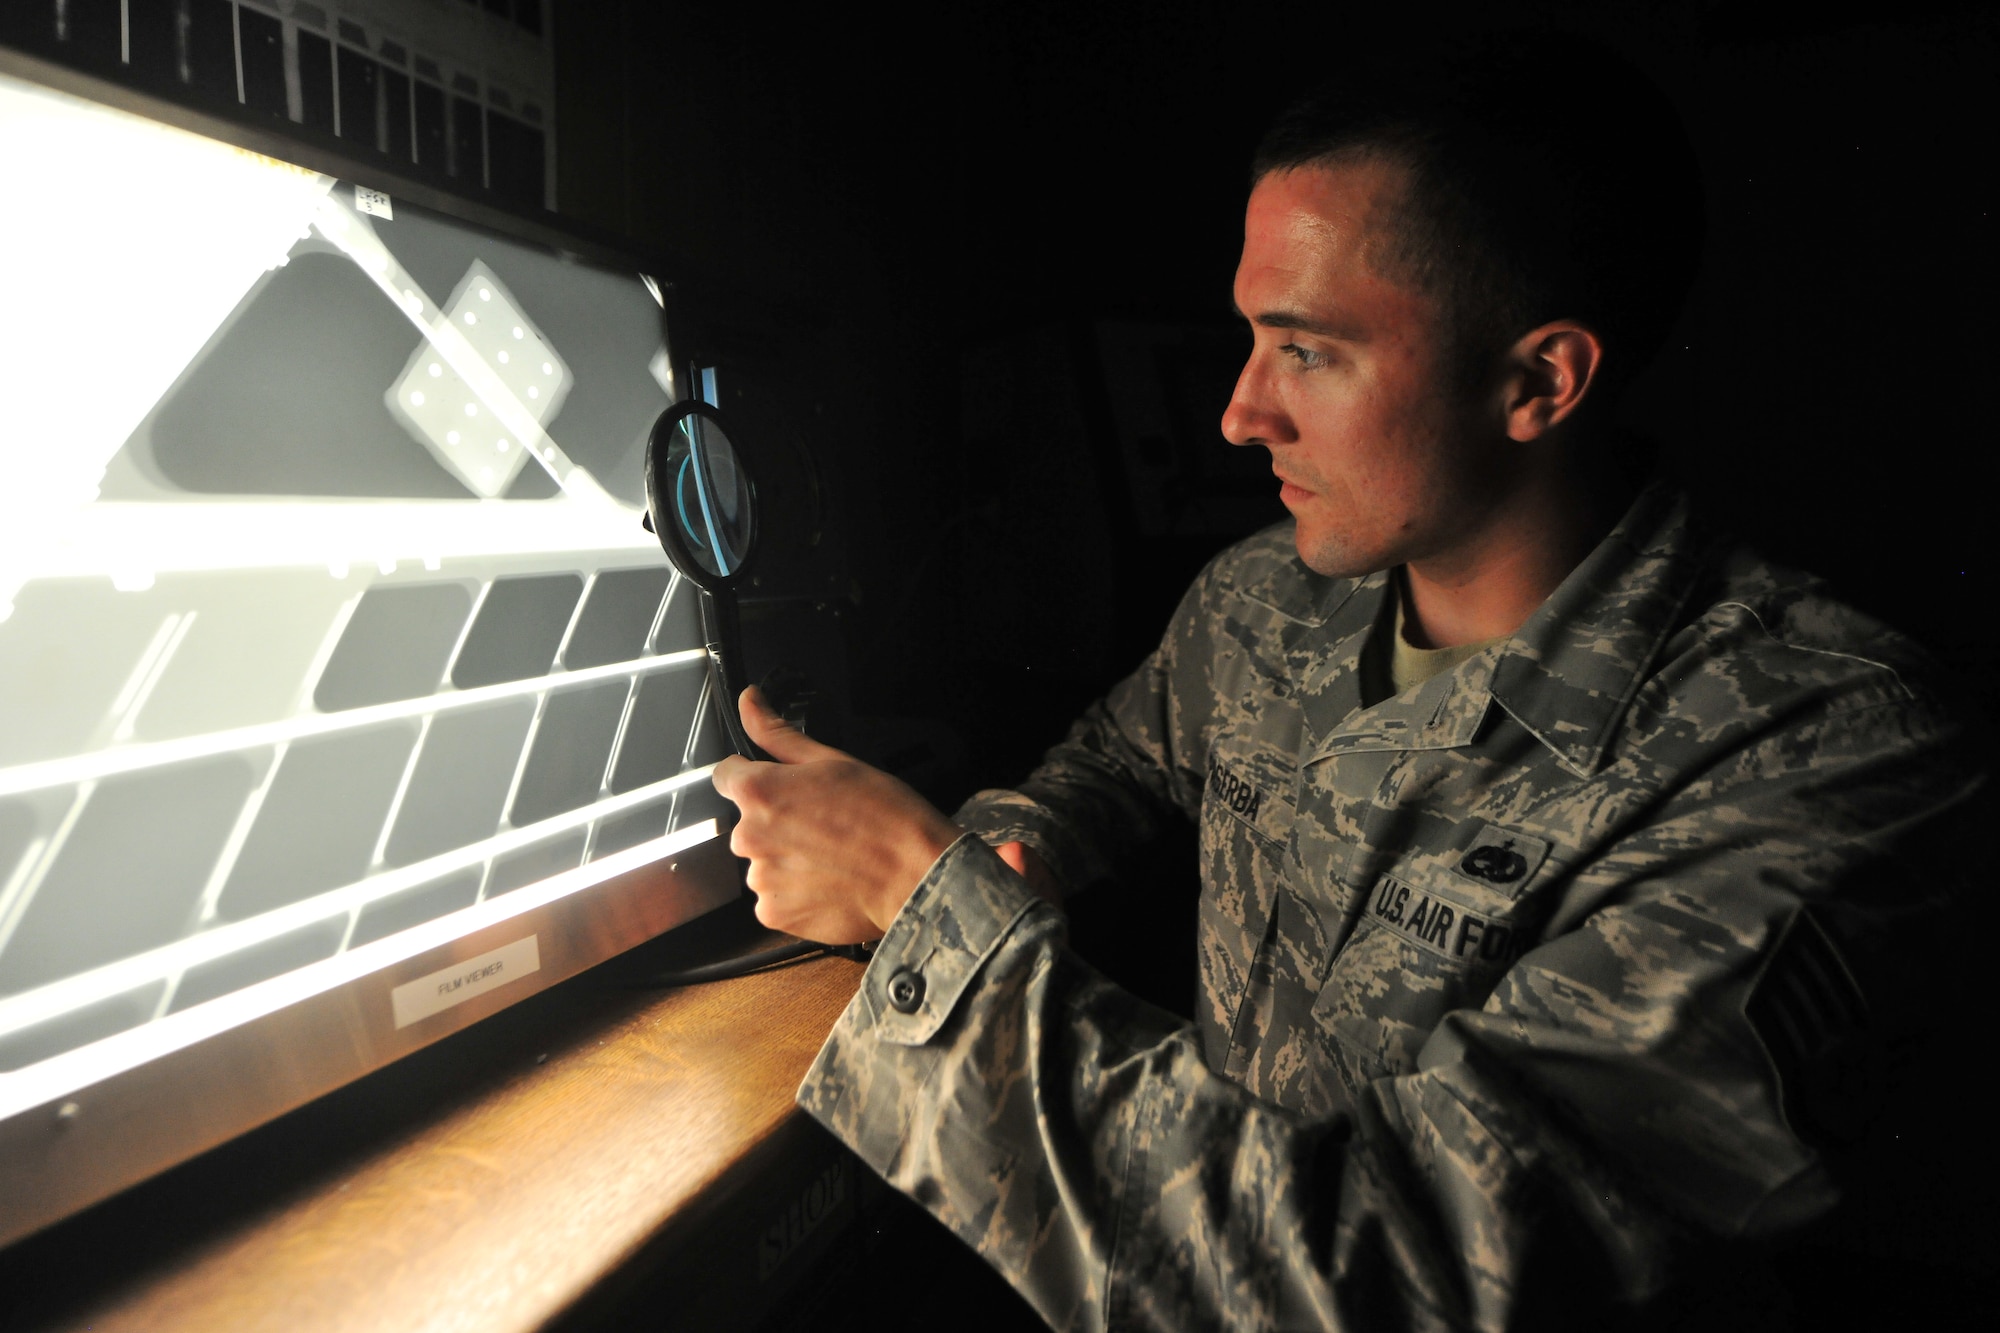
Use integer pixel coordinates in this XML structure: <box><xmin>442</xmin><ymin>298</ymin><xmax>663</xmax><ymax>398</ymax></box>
<box><xmin>711</xmin><ymin>687</ymin><xmax>963</xmax><ymax>944</ymax></box>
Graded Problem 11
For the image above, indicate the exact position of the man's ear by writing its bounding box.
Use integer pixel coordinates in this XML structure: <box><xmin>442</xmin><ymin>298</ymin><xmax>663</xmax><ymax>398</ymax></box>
<box><xmin>1501</xmin><ymin>320</ymin><xmax>1604</xmax><ymax>442</ymax></box>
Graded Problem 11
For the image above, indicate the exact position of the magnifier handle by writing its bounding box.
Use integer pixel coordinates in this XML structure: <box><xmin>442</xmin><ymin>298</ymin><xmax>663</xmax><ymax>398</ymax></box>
<box><xmin>698</xmin><ymin>588</ymin><xmax>768</xmax><ymax>762</ymax></box>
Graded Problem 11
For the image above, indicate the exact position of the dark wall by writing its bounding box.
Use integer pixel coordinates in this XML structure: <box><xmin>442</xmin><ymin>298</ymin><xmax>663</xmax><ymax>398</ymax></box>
<box><xmin>549</xmin><ymin>4</ymin><xmax>1994</xmax><ymax>1311</ymax></box>
<box><xmin>552</xmin><ymin>0</ymin><xmax>1994</xmax><ymax>798</ymax></box>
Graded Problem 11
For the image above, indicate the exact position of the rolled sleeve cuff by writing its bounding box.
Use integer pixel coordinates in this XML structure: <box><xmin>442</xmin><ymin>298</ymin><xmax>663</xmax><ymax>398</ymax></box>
<box><xmin>854</xmin><ymin>832</ymin><xmax>1041</xmax><ymax>1046</ymax></box>
<box><xmin>800</xmin><ymin>836</ymin><xmax>1064</xmax><ymax>1208</ymax></box>
<box><xmin>797</xmin><ymin>835</ymin><xmax>1046</xmax><ymax>1168</ymax></box>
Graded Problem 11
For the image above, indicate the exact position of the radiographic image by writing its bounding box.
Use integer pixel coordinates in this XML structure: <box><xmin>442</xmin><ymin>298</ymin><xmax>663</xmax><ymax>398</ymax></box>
<box><xmin>0</xmin><ymin>70</ymin><xmax>728</xmax><ymax>1089</ymax></box>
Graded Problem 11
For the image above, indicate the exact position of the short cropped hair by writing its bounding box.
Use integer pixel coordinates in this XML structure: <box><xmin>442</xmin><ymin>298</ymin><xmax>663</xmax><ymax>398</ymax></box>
<box><xmin>1252</xmin><ymin>31</ymin><xmax>1704</xmax><ymax>400</ymax></box>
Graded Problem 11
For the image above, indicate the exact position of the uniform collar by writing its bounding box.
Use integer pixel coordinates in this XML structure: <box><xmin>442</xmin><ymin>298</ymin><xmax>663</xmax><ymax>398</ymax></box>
<box><xmin>1486</xmin><ymin>482</ymin><xmax>1719</xmax><ymax>777</ymax></box>
<box><xmin>1300</xmin><ymin>483</ymin><xmax>1718</xmax><ymax>775</ymax></box>
<box><xmin>1235</xmin><ymin>535</ymin><xmax>1369</xmax><ymax>629</ymax></box>
<box><xmin>1301</xmin><ymin>591</ymin><xmax>1499</xmax><ymax>762</ymax></box>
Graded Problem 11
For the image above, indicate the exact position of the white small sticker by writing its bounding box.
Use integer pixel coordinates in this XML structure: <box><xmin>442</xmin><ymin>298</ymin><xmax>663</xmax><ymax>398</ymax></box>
<box><xmin>391</xmin><ymin>935</ymin><xmax>539</xmax><ymax>1029</ymax></box>
<box><xmin>355</xmin><ymin>186</ymin><xmax>394</xmax><ymax>219</ymax></box>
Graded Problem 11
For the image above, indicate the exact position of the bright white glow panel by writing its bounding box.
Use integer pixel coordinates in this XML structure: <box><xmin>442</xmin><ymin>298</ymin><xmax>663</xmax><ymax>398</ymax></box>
<box><xmin>0</xmin><ymin>69</ymin><xmax>723</xmax><ymax>1104</ymax></box>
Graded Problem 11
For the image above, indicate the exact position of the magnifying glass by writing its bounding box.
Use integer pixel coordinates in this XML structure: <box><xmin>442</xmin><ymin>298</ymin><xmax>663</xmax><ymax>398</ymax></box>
<box><xmin>643</xmin><ymin>399</ymin><xmax>765</xmax><ymax>760</ymax></box>
<box><xmin>636</xmin><ymin>402</ymin><xmax>869</xmax><ymax>983</ymax></box>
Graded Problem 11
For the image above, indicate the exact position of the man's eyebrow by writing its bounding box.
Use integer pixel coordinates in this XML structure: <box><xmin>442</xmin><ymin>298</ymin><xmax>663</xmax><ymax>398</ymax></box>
<box><xmin>1229</xmin><ymin>301</ymin><xmax>1368</xmax><ymax>341</ymax></box>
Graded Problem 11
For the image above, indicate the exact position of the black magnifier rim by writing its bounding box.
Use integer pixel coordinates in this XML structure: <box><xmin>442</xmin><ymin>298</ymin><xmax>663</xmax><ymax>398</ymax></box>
<box><xmin>644</xmin><ymin>400</ymin><xmax>759</xmax><ymax>595</ymax></box>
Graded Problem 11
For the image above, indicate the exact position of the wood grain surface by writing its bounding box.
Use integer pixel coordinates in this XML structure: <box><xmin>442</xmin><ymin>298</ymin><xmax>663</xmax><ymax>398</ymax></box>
<box><xmin>34</xmin><ymin>951</ymin><xmax>864</xmax><ymax>1333</ymax></box>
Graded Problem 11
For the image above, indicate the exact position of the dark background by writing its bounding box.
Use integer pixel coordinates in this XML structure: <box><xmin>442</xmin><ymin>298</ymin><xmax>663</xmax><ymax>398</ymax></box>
<box><xmin>550</xmin><ymin>1</ymin><xmax>1995</xmax><ymax>1325</ymax></box>
<box><xmin>554</xmin><ymin>0</ymin><xmax>1994</xmax><ymax>790</ymax></box>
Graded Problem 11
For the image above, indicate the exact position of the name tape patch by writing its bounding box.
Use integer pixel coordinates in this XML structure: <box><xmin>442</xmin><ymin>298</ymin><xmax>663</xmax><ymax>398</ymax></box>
<box><xmin>391</xmin><ymin>935</ymin><xmax>540</xmax><ymax>1029</ymax></box>
<box><xmin>1369</xmin><ymin>876</ymin><xmax>1526</xmax><ymax>969</ymax></box>
<box><xmin>1207</xmin><ymin>754</ymin><xmax>1266</xmax><ymax>823</ymax></box>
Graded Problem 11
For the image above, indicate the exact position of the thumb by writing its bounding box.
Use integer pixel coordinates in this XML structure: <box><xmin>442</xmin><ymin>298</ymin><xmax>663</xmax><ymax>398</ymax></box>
<box><xmin>738</xmin><ymin>685</ymin><xmax>842</xmax><ymax>764</ymax></box>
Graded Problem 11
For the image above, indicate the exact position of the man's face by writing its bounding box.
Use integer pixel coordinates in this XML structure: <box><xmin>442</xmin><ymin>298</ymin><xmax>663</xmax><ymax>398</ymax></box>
<box><xmin>1223</xmin><ymin>159</ymin><xmax>1496</xmax><ymax>579</ymax></box>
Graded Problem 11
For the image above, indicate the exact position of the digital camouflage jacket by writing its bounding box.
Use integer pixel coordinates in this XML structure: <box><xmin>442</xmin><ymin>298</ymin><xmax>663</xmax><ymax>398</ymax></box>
<box><xmin>797</xmin><ymin>484</ymin><xmax>1976</xmax><ymax>1331</ymax></box>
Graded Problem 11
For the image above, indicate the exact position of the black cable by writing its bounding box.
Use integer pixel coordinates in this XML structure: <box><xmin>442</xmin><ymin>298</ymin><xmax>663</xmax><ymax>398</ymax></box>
<box><xmin>632</xmin><ymin>939</ymin><xmax>875</xmax><ymax>988</ymax></box>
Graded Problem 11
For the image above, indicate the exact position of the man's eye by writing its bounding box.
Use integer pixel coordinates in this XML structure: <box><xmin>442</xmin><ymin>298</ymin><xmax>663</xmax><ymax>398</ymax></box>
<box><xmin>1281</xmin><ymin>342</ymin><xmax>1329</xmax><ymax>369</ymax></box>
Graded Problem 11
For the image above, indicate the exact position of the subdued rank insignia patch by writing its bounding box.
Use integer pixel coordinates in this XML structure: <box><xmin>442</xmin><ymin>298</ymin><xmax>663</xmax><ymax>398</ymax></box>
<box><xmin>1453</xmin><ymin>822</ymin><xmax>1552</xmax><ymax>892</ymax></box>
<box><xmin>1748</xmin><ymin>909</ymin><xmax>1883</xmax><ymax>1147</ymax></box>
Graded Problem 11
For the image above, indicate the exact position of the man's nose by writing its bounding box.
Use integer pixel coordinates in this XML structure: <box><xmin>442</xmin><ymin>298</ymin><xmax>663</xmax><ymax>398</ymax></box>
<box><xmin>1220</xmin><ymin>356</ymin><xmax>1291</xmax><ymax>448</ymax></box>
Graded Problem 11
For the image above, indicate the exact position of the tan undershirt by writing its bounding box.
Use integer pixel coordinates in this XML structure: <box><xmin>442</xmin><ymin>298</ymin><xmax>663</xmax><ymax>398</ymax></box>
<box><xmin>1388</xmin><ymin>589</ymin><xmax>1505</xmax><ymax>694</ymax></box>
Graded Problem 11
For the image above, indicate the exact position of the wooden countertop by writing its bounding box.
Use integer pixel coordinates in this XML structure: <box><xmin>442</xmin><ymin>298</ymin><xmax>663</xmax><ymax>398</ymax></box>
<box><xmin>0</xmin><ymin>908</ymin><xmax>865</xmax><ymax>1333</ymax></box>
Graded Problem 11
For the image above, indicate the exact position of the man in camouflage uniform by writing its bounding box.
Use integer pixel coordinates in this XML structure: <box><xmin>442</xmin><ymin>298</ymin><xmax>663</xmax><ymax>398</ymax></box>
<box><xmin>712</xmin><ymin>36</ymin><xmax>1976</xmax><ymax>1332</ymax></box>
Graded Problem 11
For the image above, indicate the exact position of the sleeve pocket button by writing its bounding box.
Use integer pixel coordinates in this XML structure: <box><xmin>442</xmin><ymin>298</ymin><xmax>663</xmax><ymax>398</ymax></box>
<box><xmin>886</xmin><ymin>969</ymin><xmax>926</xmax><ymax>1014</ymax></box>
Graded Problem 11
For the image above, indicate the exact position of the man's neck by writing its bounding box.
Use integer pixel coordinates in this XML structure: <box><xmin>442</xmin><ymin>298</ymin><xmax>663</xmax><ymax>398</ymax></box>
<box><xmin>1399</xmin><ymin>458</ymin><xmax>1636</xmax><ymax>650</ymax></box>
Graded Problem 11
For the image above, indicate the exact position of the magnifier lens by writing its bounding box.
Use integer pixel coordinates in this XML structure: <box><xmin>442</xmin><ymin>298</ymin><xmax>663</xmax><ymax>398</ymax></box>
<box><xmin>666</xmin><ymin>413</ymin><xmax>754</xmax><ymax>580</ymax></box>
<box><xmin>643</xmin><ymin>400</ymin><xmax>777</xmax><ymax>762</ymax></box>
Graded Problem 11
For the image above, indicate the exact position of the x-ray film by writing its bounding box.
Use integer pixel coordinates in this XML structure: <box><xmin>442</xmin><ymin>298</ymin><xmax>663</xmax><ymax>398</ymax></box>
<box><xmin>0</xmin><ymin>64</ymin><xmax>733</xmax><ymax>1171</ymax></box>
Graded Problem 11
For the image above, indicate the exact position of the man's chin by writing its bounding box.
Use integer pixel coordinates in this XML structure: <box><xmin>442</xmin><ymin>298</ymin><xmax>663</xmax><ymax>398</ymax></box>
<box><xmin>1293</xmin><ymin>527</ymin><xmax>1391</xmax><ymax>581</ymax></box>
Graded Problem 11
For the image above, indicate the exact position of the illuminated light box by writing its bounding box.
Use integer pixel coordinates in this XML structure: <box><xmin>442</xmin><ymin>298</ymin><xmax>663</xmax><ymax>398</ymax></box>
<box><xmin>0</xmin><ymin>54</ymin><xmax>741</xmax><ymax>1244</ymax></box>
